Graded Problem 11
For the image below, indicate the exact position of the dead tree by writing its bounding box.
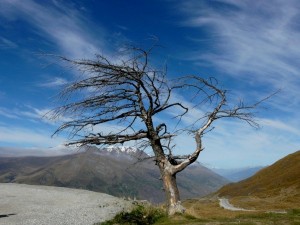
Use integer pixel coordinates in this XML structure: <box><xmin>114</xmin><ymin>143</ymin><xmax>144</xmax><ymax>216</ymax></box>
<box><xmin>51</xmin><ymin>47</ymin><xmax>264</xmax><ymax>215</ymax></box>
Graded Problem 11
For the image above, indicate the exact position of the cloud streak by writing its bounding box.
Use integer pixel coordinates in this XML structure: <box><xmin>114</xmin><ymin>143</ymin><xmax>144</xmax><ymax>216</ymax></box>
<box><xmin>0</xmin><ymin>36</ymin><xmax>18</xmax><ymax>49</ymax></box>
<box><xmin>37</xmin><ymin>77</ymin><xmax>68</xmax><ymax>88</ymax></box>
<box><xmin>0</xmin><ymin>0</ymin><xmax>105</xmax><ymax>58</ymax></box>
<box><xmin>173</xmin><ymin>117</ymin><xmax>300</xmax><ymax>169</ymax></box>
<box><xmin>0</xmin><ymin>125</ymin><xmax>65</xmax><ymax>147</ymax></box>
<box><xmin>177</xmin><ymin>0</ymin><xmax>300</xmax><ymax>109</ymax></box>
<box><xmin>0</xmin><ymin>106</ymin><xmax>51</xmax><ymax>123</ymax></box>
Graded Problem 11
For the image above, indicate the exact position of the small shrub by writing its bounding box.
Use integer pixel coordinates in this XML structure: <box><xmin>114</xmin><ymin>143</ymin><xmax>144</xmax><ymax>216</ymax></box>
<box><xmin>99</xmin><ymin>205</ymin><xmax>166</xmax><ymax>225</ymax></box>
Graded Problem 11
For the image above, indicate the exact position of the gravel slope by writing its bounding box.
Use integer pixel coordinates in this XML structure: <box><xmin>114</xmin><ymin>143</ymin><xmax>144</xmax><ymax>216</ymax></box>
<box><xmin>0</xmin><ymin>183</ymin><xmax>133</xmax><ymax>225</ymax></box>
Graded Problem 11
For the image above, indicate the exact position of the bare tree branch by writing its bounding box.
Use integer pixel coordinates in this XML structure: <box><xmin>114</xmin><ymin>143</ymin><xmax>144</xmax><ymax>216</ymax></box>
<box><xmin>50</xmin><ymin>46</ymin><xmax>274</xmax><ymax>215</ymax></box>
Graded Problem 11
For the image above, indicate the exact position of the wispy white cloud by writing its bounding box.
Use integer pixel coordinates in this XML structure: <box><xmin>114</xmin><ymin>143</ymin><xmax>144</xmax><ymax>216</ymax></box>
<box><xmin>19</xmin><ymin>107</ymin><xmax>50</xmax><ymax>121</ymax></box>
<box><xmin>177</xmin><ymin>0</ymin><xmax>300</xmax><ymax>110</ymax></box>
<box><xmin>0</xmin><ymin>105</ymin><xmax>55</xmax><ymax>124</ymax></box>
<box><xmin>162</xmin><ymin>82</ymin><xmax>300</xmax><ymax>168</ymax></box>
<box><xmin>173</xmin><ymin>117</ymin><xmax>300</xmax><ymax>169</ymax></box>
<box><xmin>0</xmin><ymin>0</ymin><xmax>105</xmax><ymax>58</ymax></box>
<box><xmin>0</xmin><ymin>107</ymin><xmax>20</xmax><ymax>119</ymax></box>
<box><xmin>169</xmin><ymin>1</ymin><xmax>300</xmax><ymax>167</ymax></box>
<box><xmin>37</xmin><ymin>77</ymin><xmax>68</xmax><ymax>88</ymax></box>
<box><xmin>0</xmin><ymin>125</ymin><xmax>65</xmax><ymax>147</ymax></box>
<box><xmin>115</xmin><ymin>24</ymin><xmax>129</xmax><ymax>31</ymax></box>
<box><xmin>0</xmin><ymin>36</ymin><xmax>18</xmax><ymax>49</ymax></box>
<box><xmin>260</xmin><ymin>118</ymin><xmax>300</xmax><ymax>136</ymax></box>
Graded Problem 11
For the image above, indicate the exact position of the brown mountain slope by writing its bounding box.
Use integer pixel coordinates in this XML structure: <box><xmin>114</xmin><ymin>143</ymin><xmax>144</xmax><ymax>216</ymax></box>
<box><xmin>0</xmin><ymin>148</ymin><xmax>228</xmax><ymax>203</ymax></box>
<box><xmin>218</xmin><ymin>150</ymin><xmax>300</xmax><ymax>209</ymax></box>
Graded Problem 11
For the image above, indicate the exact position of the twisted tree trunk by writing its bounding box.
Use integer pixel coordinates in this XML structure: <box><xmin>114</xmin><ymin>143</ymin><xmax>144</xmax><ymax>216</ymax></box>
<box><xmin>161</xmin><ymin>167</ymin><xmax>185</xmax><ymax>215</ymax></box>
<box><xmin>157</xmin><ymin>132</ymin><xmax>204</xmax><ymax>215</ymax></box>
<box><xmin>149</xmin><ymin>137</ymin><xmax>185</xmax><ymax>215</ymax></box>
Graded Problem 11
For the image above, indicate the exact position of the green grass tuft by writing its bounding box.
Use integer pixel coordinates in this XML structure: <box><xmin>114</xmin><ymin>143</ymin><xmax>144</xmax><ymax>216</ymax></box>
<box><xmin>97</xmin><ymin>205</ymin><xmax>166</xmax><ymax>225</ymax></box>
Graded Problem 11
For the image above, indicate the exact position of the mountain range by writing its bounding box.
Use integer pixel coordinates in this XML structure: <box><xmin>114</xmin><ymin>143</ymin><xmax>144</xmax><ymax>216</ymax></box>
<box><xmin>0</xmin><ymin>146</ymin><xmax>228</xmax><ymax>203</ymax></box>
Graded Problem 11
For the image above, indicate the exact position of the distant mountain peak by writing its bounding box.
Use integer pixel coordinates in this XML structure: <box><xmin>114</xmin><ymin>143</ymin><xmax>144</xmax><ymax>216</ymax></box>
<box><xmin>82</xmin><ymin>145</ymin><xmax>150</xmax><ymax>161</ymax></box>
<box><xmin>104</xmin><ymin>146</ymin><xmax>138</xmax><ymax>154</ymax></box>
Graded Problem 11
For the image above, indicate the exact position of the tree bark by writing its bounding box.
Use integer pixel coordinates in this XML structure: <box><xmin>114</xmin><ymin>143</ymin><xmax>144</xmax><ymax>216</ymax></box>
<box><xmin>161</xmin><ymin>163</ymin><xmax>185</xmax><ymax>215</ymax></box>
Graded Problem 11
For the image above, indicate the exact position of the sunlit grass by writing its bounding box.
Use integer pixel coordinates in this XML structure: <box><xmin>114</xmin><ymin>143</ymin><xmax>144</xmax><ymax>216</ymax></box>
<box><xmin>98</xmin><ymin>198</ymin><xmax>300</xmax><ymax>225</ymax></box>
<box><xmin>154</xmin><ymin>198</ymin><xmax>300</xmax><ymax>225</ymax></box>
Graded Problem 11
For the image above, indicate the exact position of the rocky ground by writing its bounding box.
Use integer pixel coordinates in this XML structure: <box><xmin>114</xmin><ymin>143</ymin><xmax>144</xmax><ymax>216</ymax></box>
<box><xmin>0</xmin><ymin>183</ymin><xmax>133</xmax><ymax>225</ymax></box>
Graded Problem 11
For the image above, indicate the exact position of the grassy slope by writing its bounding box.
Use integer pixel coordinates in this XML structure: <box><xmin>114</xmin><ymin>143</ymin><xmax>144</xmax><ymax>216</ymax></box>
<box><xmin>217</xmin><ymin>150</ymin><xmax>300</xmax><ymax>210</ymax></box>
<box><xmin>155</xmin><ymin>203</ymin><xmax>300</xmax><ymax>225</ymax></box>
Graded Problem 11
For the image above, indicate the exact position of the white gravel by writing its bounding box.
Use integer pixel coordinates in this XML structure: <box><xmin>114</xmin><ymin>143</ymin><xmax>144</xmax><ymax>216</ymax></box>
<box><xmin>0</xmin><ymin>183</ymin><xmax>133</xmax><ymax>225</ymax></box>
<box><xmin>219</xmin><ymin>198</ymin><xmax>253</xmax><ymax>211</ymax></box>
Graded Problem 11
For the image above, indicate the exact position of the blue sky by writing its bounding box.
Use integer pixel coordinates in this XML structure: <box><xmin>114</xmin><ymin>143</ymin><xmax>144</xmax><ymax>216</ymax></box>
<box><xmin>0</xmin><ymin>0</ymin><xmax>300</xmax><ymax>169</ymax></box>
